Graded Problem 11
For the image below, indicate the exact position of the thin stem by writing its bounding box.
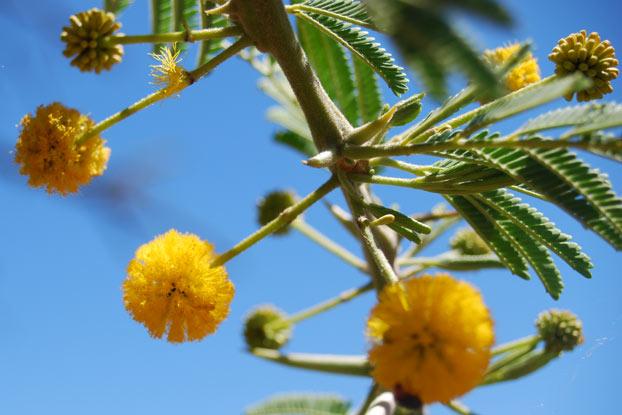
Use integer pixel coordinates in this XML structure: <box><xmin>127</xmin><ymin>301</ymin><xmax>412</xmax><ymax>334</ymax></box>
<box><xmin>285</xmin><ymin>282</ymin><xmax>374</xmax><ymax>325</ymax></box>
<box><xmin>398</xmin><ymin>265</ymin><xmax>429</xmax><ymax>280</ymax></box>
<box><xmin>77</xmin><ymin>88</ymin><xmax>171</xmax><ymax>144</ymax></box>
<box><xmin>349</xmin><ymin>173</ymin><xmax>515</xmax><ymax>195</ymax></box>
<box><xmin>292</xmin><ymin>220</ymin><xmax>369</xmax><ymax>274</ymax></box>
<box><xmin>486</xmin><ymin>343</ymin><xmax>539</xmax><ymax>376</ymax></box>
<box><xmin>374</xmin><ymin>158</ymin><xmax>440</xmax><ymax>176</ymax></box>
<box><xmin>482</xmin><ymin>350</ymin><xmax>559</xmax><ymax>385</ymax></box>
<box><xmin>492</xmin><ymin>335</ymin><xmax>540</xmax><ymax>356</ymax></box>
<box><xmin>342</xmin><ymin>134</ymin><xmax>617</xmax><ymax>160</ymax></box>
<box><xmin>250</xmin><ymin>348</ymin><xmax>370</xmax><ymax>377</ymax></box>
<box><xmin>397</xmin><ymin>85</ymin><xmax>477</xmax><ymax>145</ymax></box>
<box><xmin>211</xmin><ymin>175</ymin><xmax>339</xmax><ymax>266</ymax></box>
<box><xmin>444</xmin><ymin>400</ymin><xmax>473</xmax><ymax>415</ymax></box>
<box><xmin>187</xmin><ymin>36</ymin><xmax>252</xmax><ymax>81</ymax></box>
<box><xmin>285</xmin><ymin>4</ymin><xmax>376</xmax><ymax>30</ymax></box>
<box><xmin>357</xmin><ymin>383</ymin><xmax>381</xmax><ymax>415</ymax></box>
<box><xmin>107</xmin><ymin>26</ymin><xmax>243</xmax><ymax>45</ymax></box>
<box><xmin>343</xmin><ymin>175</ymin><xmax>399</xmax><ymax>289</ymax></box>
<box><xmin>77</xmin><ymin>37</ymin><xmax>249</xmax><ymax>144</ymax></box>
<box><xmin>509</xmin><ymin>185</ymin><xmax>550</xmax><ymax>202</ymax></box>
<box><xmin>413</xmin><ymin>211</ymin><xmax>460</xmax><ymax>222</ymax></box>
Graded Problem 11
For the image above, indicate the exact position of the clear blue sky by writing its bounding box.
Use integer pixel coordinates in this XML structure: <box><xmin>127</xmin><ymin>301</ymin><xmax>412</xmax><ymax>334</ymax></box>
<box><xmin>0</xmin><ymin>1</ymin><xmax>620</xmax><ymax>414</ymax></box>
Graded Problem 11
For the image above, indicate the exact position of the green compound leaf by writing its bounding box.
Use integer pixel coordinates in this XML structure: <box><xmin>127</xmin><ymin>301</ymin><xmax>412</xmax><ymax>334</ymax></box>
<box><xmin>465</xmin><ymin>74</ymin><xmax>591</xmax><ymax>133</ymax></box>
<box><xmin>296</xmin><ymin>12</ymin><xmax>359</xmax><ymax>124</ymax></box>
<box><xmin>294</xmin><ymin>11</ymin><xmax>409</xmax><ymax>96</ymax></box>
<box><xmin>427</xmin><ymin>131</ymin><xmax>622</xmax><ymax>250</ymax></box>
<box><xmin>365</xmin><ymin>0</ymin><xmax>501</xmax><ymax>98</ymax></box>
<box><xmin>293</xmin><ymin>0</ymin><xmax>373</xmax><ymax>27</ymax></box>
<box><xmin>445</xmin><ymin>195</ymin><xmax>530</xmax><ymax>279</ymax></box>
<box><xmin>245</xmin><ymin>394</ymin><xmax>351</xmax><ymax>415</ymax></box>
<box><xmin>476</xmin><ymin>189</ymin><xmax>593</xmax><ymax>278</ymax></box>
<box><xmin>467</xmin><ymin>195</ymin><xmax>564</xmax><ymax>299</ymax></box>
<box><xmin>515</xmin><ymin>102</ymin><xmax>622</xmax><ymax>137</ymax></box>
<box><xmin>104</xmin><ymin>0</ymin><xmax>133</xmax><ymax>15</ymax></box>
<box><xmin>352</xmin><ymin>55</ymin><xmax>383</xmax><ymax>124</ymax></box>
<box><xmin>422</xmin><ymin>158</ymin><xmax>516</xmax><ymax>194</ymax></box>
<box><xmin>577</xmin><ymin>132</ymin><xmax>622</xmax><ymax>162</ymax></box>
<box><xmin>473</xmin><ymin>145</ymin><xmax>622</xmax><ymax>250</ymax></box>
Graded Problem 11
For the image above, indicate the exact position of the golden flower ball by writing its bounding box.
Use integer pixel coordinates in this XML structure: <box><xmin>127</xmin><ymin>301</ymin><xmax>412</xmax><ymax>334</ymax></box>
<box><xmin>123</xmin><ymin>229</ymin><xmax>234</xmax><ymax>343</ymax></box>
<box><xmin>15</xmin><ymin>102</ymin><xmax>110</xmax><ymax>195</ymax></box>
<box><xmin>367</xmin><ymin>274</ymin><xmax>494</xmax><ymax>404</ymax></box>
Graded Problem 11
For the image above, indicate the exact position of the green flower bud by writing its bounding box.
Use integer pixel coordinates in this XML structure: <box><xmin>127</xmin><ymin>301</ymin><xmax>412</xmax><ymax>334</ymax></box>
<box><xmin>243</xmin><ymin>306</ymin><xmax>292</xmax><ymax>350</ymax></box>
<box><xmin>549</xmin><ymin>30</ymin><xmax>619</xmax><ymax>101</ymax></box>
<box><xmin>257</xmin><ymin>190</ymin><xmax>297</xmax><ymax>235</ymax></box>
<box><xmin>450</xmin><ymin>227</ymin><xmax>491</xmax><ymax>256</ymax></box>
<box><xmin>536</xmin><ymin>309</ymin><xmax>584</xmax><ymax>353</ymax></box>
<box><xmin>61</xmin><ymin>8</ymin><xmax>124</xmax><ymax>73</ymax></box>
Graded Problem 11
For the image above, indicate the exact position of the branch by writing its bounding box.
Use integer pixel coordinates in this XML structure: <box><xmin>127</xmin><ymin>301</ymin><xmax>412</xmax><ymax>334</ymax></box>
<box><xmin>230</xmin><ymin>0</ymin><xmax>399</xmax><ymax>291</ymax></box>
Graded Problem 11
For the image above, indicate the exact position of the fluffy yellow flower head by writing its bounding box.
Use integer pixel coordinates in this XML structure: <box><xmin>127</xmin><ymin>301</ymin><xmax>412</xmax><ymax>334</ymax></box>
<box><xmin>367</xmin><ymin>274</ymin><xmax>494</xmax><ymax>404</ymax></box>
<box><xmin>150</xmin><ymin>47</ymin><xmax>190</xmax><ymax>95</ymax></box>
<box><xmin>15</xmin><ymin>103</ymin><xmax>110</xmax><ymax>195</ymax></box>
<box><xmin>123</xmin><ymin>229</ymin><xmax>234</xmax><ymax>343</ymax></box>
<box><xmin>484</xmin><ymin>43</ymin><xmax>541</xmax><ymax>92</ymax></box>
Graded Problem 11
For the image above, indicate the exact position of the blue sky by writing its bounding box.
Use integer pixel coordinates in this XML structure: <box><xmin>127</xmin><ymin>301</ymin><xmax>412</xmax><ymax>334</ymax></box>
<box><xmin>0</xmin><ymin>1</ymin><xmax>620</xmax><ymax>414</ymax></box>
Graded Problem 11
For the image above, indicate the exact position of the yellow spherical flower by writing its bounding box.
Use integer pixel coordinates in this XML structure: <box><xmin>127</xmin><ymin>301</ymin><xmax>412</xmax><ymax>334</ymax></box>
<box><xmin>367</xmin><ymin>274</ymin><xmax>494</xmax><ymax>404</ymax></box>
<box><xmin>15</xmin><ymin>103</ymin><xmax>110</xmax><ymax>195</ymax></box>
<box><xmin>484</xmin><ymin>43</ymin><xmax>541</xmax><ymax>92</ymax></box>
<box><xmin>549</xmin><ymin>30</ymin><xmax>618</xmax><ymax>101</ymax></box>
<box><xmin>123</xmin><ymin>229</ymin><xmax>234</xmax><ymax>343</ymax></box>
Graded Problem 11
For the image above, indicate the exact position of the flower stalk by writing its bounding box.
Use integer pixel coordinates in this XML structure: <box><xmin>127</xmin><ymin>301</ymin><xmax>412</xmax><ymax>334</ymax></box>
<box><xmin>283</xmin><ymin>282</ymin><xmax>374</xmax><ymax>326</ymax></box>
<box><xmin>76</xmin><ymin>36</ymin><xmax>250</xmax><ymax>145</ymax></box>
<box><xmin>250</xmin><ymin>348</ymin><xmax>371</xmax><ymax>377</ymax></box>
<box><xmin>211</xmin><ymin>175</ymin><xmax>339</xmax><ymax>266</ymax></box>
<box><xmin>292</xmin><ymin>219</ymin><xmax>369</xmax><ymax>274</ymax></box>
<box><xmin>106</xmin><ymin>26</ymin><xmax>242</xmax><ymax>45</ymax></box>
<box><xmin>342</xmin><ymin>133</ymin><xmax>621</xmax><ymax>161</ymax></box>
